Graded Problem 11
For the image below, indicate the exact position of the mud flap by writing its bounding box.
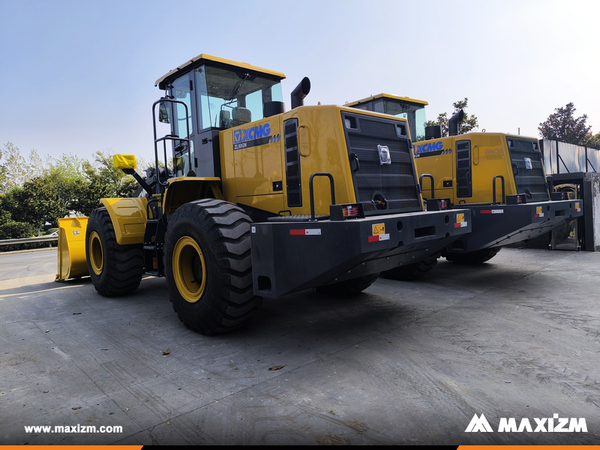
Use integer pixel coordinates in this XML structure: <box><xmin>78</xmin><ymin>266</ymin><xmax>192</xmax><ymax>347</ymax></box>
<box><xmin>56</xmin><ymin>217</ymin><xmax>89</xmax><ymax>281</ymax></box>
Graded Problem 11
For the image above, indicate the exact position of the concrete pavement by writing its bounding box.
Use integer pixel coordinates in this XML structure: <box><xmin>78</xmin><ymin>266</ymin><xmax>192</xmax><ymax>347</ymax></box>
<box><xmin>1</xmin><ymin>247</ymin><xmax>599</xmax><ymax>445</ymax></box>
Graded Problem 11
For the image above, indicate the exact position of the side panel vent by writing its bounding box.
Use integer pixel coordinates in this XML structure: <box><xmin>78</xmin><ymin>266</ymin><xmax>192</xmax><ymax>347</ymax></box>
<box><xmin>456</xmin><ymin>140</ymin><xmax>472</xmax><ymax>198</ymax></box>
<box><xmin>284</xmin><ymin>119</ymin><xmax>302</xmax><ymax>207</ymax></box>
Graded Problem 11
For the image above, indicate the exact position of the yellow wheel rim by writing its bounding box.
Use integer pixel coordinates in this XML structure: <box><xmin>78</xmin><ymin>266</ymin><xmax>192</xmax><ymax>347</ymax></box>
<box><xmin>173</xmin><ymin>236</ymin><xmax>207</xmax><ymax>303</ymax></box>
<box><xmin>89</xmin><ymin>231</ymin><xmax>104</xmax><ymax>276</ymax></box>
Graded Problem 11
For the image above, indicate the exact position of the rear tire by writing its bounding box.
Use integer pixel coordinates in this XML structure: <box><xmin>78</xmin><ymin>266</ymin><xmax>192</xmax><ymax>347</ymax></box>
<box><xmin>86</xmin><ymin>207</ymin><xmax>144</xmax><ymax>296</ymax></box>
<box><xmin>444</xmin><ymin>247</ymin><xmax>501</xmax><ymax>265</ymax></box>
<box><xmin>316</xmin><ymin>274</ymin><xmax>379</xmax><ymax>297</ymax></box>
<box><xmin>381</xmin><ymin>254</ymin><xmax>439</xmax><ymax>281</ymax></box>
<box><xmin>164</xmin><ymin>199</ymin><xmax>261</xmax><ymax>335</ymax></box>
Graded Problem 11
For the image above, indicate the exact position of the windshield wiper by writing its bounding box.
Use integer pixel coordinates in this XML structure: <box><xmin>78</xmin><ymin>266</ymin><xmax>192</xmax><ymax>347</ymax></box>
<box><xmin>228</xmin><ymin>73</ymin><xmax>250</xmax><ymax>100</ymax></box>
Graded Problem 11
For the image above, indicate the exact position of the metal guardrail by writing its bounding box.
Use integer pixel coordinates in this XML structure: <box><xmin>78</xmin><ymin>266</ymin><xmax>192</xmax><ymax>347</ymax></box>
<box><xmin>0</xmin><ymin>235</ymin><xmax>58</xmax><ymax>249</ymax></box>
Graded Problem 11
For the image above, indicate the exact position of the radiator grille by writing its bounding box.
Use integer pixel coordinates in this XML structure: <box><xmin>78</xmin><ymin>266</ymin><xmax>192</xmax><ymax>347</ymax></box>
<box><xmin>342</xmin><ymin>112</ymin><xmax>420</xmax><ymax>213</ymax></box>
<box><xmin>507</xmin><ymin>137</ymin><xmax>549</xmax><ymax>202</ymax></box>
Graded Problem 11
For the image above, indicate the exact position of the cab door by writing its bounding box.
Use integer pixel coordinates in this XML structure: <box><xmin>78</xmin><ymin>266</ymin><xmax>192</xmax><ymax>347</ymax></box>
<box><xmin>171</xmin><ymin>74</ymin><xmax>196</xmax><ymax>177</ymax></box>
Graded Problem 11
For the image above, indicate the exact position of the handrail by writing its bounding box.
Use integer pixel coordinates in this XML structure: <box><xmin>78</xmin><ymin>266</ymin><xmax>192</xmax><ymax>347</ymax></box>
<box><xmin>308</xmin><ymin>172</ymin><xmax>336</xmax><ymax>221</ymax></box>
<box><xmin>492</xmin><ymin>175</ymin><xmax>505</xmax><ymax>204</ymax></box>
<box><xmin>152</xmin><ymin>98</ymin><xmax>192</xmax><ymax>189</ymax></box>
<box><xmin>419</xmin><ymin>174</ymin><xmax>435</xmax><ymax>198</ymax></box>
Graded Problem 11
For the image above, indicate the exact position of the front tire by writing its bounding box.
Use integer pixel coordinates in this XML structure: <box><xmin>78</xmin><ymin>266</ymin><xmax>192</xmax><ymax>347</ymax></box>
<box><xmin>164</xmin><ymin>199</ymin><xmax>261</xmax><ymax>334</ymax></box>
<box><xmin>86</xmin><ymin>208</ymin><xmax>144</xmax><ymax>296</ymax></box>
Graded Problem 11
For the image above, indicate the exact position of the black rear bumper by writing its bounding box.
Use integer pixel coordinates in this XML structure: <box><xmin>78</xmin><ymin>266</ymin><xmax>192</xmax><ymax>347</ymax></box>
<box><xmin>445</xmin><ymin>199</ymin><xmax>583</xmax><ymax>254</ymax></box>
<box><xmin>251</xmin><ymin>209</ymin><xmax>471</xmax><ymax>299</ymax></box>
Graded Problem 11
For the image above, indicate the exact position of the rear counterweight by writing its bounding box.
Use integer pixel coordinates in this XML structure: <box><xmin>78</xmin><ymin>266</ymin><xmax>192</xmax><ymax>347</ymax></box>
<box><xmin>251</xmin><ymin>209</ymin><xmax>471</xmax><ymax>299</ymax></box>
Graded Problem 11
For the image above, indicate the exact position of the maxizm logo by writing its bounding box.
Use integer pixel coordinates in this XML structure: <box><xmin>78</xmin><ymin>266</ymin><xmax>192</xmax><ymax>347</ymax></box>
<box><xmin>465</xmin><ymin>413</ymin><xmax>588</xmax><ymax>433</ymax></box>
<box><xmin>233</xmin><ymin>124</ymin><xmax>271</xmax><ymax>144</ymax></box>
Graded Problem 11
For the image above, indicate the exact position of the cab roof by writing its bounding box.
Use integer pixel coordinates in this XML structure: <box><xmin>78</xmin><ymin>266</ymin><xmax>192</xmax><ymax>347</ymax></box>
<box><xmin>155</xmin><ymin>53</ymin><xmax>287</xmax><ymax>90</ymax></box>
<box><xmin>347</xmin><ymin>93</ymin><xmax>428</xmax><ymax>108</ymax></box>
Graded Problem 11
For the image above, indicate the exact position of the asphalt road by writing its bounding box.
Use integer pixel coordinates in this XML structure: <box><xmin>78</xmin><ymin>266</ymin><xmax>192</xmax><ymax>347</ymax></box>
<box><xmin>0</xmin><ymin>247</ymin><xmax>599</xmax><ymax>445</ymax></box>
<box><xmin>0</xmin><ymin>249</ymin><xmax>57</xmax><ymax>287</ymax></box>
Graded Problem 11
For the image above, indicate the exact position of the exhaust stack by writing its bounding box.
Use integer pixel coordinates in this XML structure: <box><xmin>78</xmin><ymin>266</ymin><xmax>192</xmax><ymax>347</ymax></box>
<box><xmin>448</xmin><ymin>109</ymin><xmax>465</xmax><ymax>137</ymax></box>
<box><xmin>291</xmin><ymin>77</ymin><xmax>311</xmax><ymax>109</ymax></box>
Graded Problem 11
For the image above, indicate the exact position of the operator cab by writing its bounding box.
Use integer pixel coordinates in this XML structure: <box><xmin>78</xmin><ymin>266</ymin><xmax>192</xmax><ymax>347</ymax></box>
<box><xmin>347</xmin><ymin>94</ymin><xmax>428</xmax><ymax>142</ymax></box>
<box><xmin>154</xmin><ymin>54</ymin><xmax>286</xmax><ymax>178</ymax></box>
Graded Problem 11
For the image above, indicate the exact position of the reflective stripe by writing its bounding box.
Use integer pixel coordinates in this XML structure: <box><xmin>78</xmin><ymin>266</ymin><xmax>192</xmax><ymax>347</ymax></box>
<box><xmin>290</xmin><ymin>229</ymin><xmax>321</xmax><ymax>236</ymax></box>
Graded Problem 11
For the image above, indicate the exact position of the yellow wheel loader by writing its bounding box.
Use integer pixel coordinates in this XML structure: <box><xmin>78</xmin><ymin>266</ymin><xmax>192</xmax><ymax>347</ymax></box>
<box><xmin>57</xmin><ymin>55</ymin><xmax>472</xmax><ymax>334</ymax></box>
<box><xmin>348</xmin><ymin>94</ymin><xmax>583</xmax><ymax>275</ymax></box>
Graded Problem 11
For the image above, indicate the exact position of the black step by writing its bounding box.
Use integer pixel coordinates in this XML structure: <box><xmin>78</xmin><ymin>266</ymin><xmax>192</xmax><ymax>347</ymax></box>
<box><xmin>267</xmin><ymin>214</ymin><xmax>330</xmax><ymax>222</ymax></box>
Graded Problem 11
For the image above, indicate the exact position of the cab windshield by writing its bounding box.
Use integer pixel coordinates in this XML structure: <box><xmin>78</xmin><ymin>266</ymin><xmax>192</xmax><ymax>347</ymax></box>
<box><xmin>194</xmin><ymin>65</ymin><xmax>283</xmax><ymax>130</ymax></box>
<box><xmin>353</xmin><ymin>98</ymin><xmax>427</xmax><ymax>141</ymax></box>
<box><xmin>391</xmin><ymin>103</ymin><xmax>426</xmax><ymax>142</ymax></box>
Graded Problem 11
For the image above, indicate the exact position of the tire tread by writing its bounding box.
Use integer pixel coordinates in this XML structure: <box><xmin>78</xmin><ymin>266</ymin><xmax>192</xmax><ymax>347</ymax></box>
<box><xmin>86</xmin><ymin>208</ymin><xmax>143</xmax><ymax>297</ymax></box>
<box><xmin>164</xmin><ymin>199</ymin><xmax>261</xmax><ymax>334</ymax></box>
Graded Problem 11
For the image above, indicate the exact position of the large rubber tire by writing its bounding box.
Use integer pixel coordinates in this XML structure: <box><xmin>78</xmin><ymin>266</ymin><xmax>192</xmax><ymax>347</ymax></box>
<box><xmin>163</xmin><ymin>199</ymin><xmax>261</xmax><ymax>335</ymax></box>
<box><xmin>444</xmin><ymin>247</ymin><xmax>501</xmax><ymax>265</ymax></box>
<box><xmin>86</xmin><ymin>207</ymin><xmax>144</xmax><ymax>296</ymax></box>
<box><xmin>316</xmin><ymin>274</ymin><xmax>379</xmax><ymax>297</ymax></box>
<box><xmin>381</xmin><ymin>254</ymin><xmax>439</xmax><ymax>281</ymax></box>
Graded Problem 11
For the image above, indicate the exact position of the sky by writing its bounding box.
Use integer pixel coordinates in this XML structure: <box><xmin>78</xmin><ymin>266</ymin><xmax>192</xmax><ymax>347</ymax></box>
<box><xmin>1</xmin><ymin>0</ymin><xmax>599</xmax><ymax>163</ymax></box>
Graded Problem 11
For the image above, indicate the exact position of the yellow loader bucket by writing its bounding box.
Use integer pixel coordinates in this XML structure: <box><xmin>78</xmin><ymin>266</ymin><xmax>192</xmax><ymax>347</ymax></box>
<box><xmin>56</xmin><ymin>217</ymin><xmax>89</xmax><ymax>281</ymax></box>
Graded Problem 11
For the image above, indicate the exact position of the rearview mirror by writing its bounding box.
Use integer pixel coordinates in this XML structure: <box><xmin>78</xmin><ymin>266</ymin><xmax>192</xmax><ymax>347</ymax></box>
<box><xmin>159</xmin><ymin>102</ymin><xmax>171</xmax><ymax>124</ymax></box>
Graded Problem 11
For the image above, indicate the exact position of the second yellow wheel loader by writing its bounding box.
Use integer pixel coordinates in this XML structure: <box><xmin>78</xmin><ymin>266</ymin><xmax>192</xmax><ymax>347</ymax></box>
<box><xmin>348</xmin><ymin>94</ymin><xmax>583</xmax><ymax>277</ymax></box>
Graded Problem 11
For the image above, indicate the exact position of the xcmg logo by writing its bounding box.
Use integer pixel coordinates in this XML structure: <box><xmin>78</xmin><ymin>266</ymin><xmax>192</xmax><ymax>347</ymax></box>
<box><xmin>465</xmin><ymin>413</ymin><xmax>588</xmax><ymax>433</ymax></box>
<box><xmin>233</xmin><ymin>123</ymin><xmax>271</xmax><ymax>144</ymax></box>
<box><xmin>414</xmin><ymin>141</ymin><xmax>442</xmax><ymax>154</ymax></box>
<box><xmin>413</xmin><ymin>141</ymin><xmax>451</xmax><ymax>157</ymax></box>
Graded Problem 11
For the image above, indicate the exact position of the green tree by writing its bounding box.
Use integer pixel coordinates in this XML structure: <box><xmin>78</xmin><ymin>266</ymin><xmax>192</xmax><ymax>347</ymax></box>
<box><xmin>0</xmin><ymin>220</ymin><xmax>36</xmax><ymax>239</ymax></box>
<box><xmin>0</xmin><ymin>148</ymin><xmax>146</xmax><ymax>232</ymax></box>
<box><xmin>0</xmin><ymin>195</ymin><xmax>11</xmax><ymax>226</ymax></box>
<box><xmin>24</xmin><ymin>149</ymin><xmax>49</xmax><ymax>180</ymax></box>
<box><xmin>1</xmin><ymin>188</ymin><xmax>21</xmax><ymax>222</ymax></box>
<box><xmin>7</xmin><ymin>154</ymin><xmax>91</xmax><ymax>229</ymax></box>
<box><xmin>425</xmin><ymin>98</ymin><xmax>479</xmax><ymax>137</ymax></box>
<box><xmin>75</xmin><ymin>151</ymin><xmax>140</xmax><ymax>216</ymax></box>
<box><xmin>51</xmin><ymin>153</ymin><xmax>86</xmax><ymax>179</ymax></box>
<box><xmin>2</xmin><ymin>153</ymin><xmax>87</xmax><ymax>230</ymax></box>
<box><xmin>0</xmin><ymin>142</ymin><xmax>28</xmax><ymax>193</ymax></box>
<box><xmin>0</xmin><ymin>147</ymin><xmax>4</xmax><ymax>192</ymax></box>
<box><xmin>0</xmin><ymin>189</ymin><xmax>37</xmax><ymax>239</ymax></box>
<box><xmin>588</xmin><ymin>133</ymin><xmax>600</xmax><ymax>150</ymax></box>
<box><xmin>11</xmin><ymin>169</ymin><xmax>80</xmax><ymax>230</ymax></box>
<box><xmin>0</xmin><ymin>143</ymin><xmax>51</xmax><ymax>193</ymax></box>
<box><xmin>538</xmin><ymin>103</ymin><xmax>598</xmax><ymax>148</ymax></box>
